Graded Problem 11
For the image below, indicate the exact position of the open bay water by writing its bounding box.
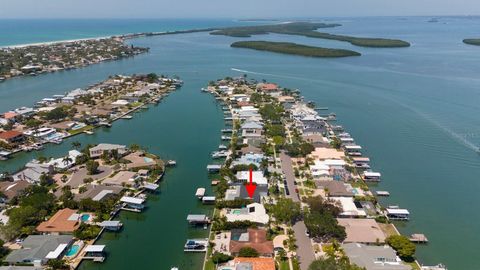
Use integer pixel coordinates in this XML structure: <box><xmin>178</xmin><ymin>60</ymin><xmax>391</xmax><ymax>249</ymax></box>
<box><xmin>1</xmin><ymin>17</ymin><xmax>480</xmax><ymax>269</ymax></box>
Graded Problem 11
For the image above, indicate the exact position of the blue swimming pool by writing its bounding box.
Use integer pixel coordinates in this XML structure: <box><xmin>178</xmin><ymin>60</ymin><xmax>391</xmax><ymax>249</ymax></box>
<box><xmin>81</xmin><ymin>214</ymin><xmax>90</xmax><ymax>222</ymax></box>
<box><xmin>143</xmin><ymin>157</ymin><xmax>153</xmax><ymax>163</ymax></box>
<box><xmin>65</xmin><ymin>244</ymin><xmax>80</xmax><ymax>257</ymax></box>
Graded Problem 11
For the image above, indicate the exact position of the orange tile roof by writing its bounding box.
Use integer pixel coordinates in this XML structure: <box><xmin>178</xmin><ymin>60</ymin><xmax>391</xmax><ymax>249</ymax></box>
<box><xmin>233</xmin><ymin>257</ymin><xmax>275</xmax><ymax>270</ymax></box>
<box><xmin>261</xmin><ymin>83</ymin><xmax>278</xmax><ymax>91</ymax></box>
<box><xmin>36</xmin><ymin>208</ymin><xmax>80</xmax><ymax>233</ymax></box>
<box><xmin>3</xmin><ymin>112</ymin><xmax>17</xmax><ymax>119</ymax></box>
<box><xmin>230</xmin><ymin>229</ymin><xmax>274</xmax><ymax>256</ymax></box>
<box><xmin>0</xmin><ymin>130</ymin><xmax>23</xmax><ymax>140</ymax></box>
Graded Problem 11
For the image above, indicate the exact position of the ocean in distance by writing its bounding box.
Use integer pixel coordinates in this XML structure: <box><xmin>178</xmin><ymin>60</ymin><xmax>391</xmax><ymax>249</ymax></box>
<box><xmin>1</xmin><ymin>17</ymin><xmax>480</xmax><ymax>269</ymax></box>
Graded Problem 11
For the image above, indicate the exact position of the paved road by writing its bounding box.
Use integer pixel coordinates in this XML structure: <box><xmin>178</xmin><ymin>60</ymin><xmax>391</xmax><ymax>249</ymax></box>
<box><xmin>279</xmin><ymin>151</ymin><xmax>315</xmax><ymax>270</ymax></box>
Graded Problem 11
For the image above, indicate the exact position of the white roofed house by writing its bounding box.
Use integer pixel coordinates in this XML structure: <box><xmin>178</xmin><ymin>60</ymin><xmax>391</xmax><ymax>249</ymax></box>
<box><xmin>231</xmin><ymin>153</ymin><xmax>265</xmax><ymax>168</ymax></box>
<box><xmin>330</xmin><ymin>197</ymin><xmax>366</xmax><ymax>218</ymax></box>
<box><xmin>235</xmin><ymin>171</ymin><xmax>268</xmax><ymax>186</ymax></box>
<box><xmin>226</xmin><ymin>203</ymin><xmax>269</xmax><ymax>225</ymax></box>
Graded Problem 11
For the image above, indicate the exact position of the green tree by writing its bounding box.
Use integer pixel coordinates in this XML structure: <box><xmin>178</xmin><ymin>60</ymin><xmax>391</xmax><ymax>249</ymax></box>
<box><xmin>270</xmin><ymin>197</ymin><xmax>301</xmax><ymax>225</ymax></box>
<box><xmin>211</xmin><ymin>252</ymin><xmax>233</xmax><ymax>264</ymax></box>
<box><xmin>308</xmin><ymin>257</ymin><xmax>365</xmax><ymax>270</ymax></box>
<box><xmin>386</xmin><ymin>235</ymin><xmax>416</xmax><ymax>259</ymax></box>
<box><xmin>86</xmin><ymin>160</ymin><xmax>99</xmax><ymax>175</ymax></box>
<box><xmin>238</xmin><ymin>247</ymin><xmax>259</xmax><ymax>257</ymax></box>
<box><xmin>46</xmin><ymin>258</ymin><xmax>69</xmax><ymax>270</ymax></box>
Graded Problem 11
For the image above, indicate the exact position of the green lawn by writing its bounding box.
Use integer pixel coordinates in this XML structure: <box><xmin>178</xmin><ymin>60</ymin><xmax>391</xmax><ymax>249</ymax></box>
<box><xmin>68</xmin><ymin>125</ymin><xmax>94</xmax><ymax>135</ymax></box>
<box><xmin>279</xmin><ymin>259</ymin><xmax>290</xmax><ymax>270</ymax></box>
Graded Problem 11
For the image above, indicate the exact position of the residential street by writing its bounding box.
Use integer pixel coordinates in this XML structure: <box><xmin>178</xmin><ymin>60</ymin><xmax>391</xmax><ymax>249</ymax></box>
<box><xmin>280</xmin><ymin>151</ymin><xmax>315</xmax><ymax>270</ymax></box>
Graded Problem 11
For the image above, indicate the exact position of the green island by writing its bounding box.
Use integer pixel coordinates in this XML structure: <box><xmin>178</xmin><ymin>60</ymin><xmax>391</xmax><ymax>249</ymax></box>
<box><xmin>211</xmin><ymin>22</ymin><xmax>411</xmax><ymax>48</ymax></box>
<box><xmin>463</xmin><ymin>39</ymin><xmax>480</xmax><ymax>46</ymax></box>
<box><xmin>231</xmin><ymin>41</ymin><xmax>361</xmax><ymax>58</ymax></box>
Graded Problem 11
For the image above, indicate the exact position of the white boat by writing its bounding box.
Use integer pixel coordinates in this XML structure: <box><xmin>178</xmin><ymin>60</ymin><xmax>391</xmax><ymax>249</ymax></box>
<box><xmin>167</xmin><ymin>160</ymin><xmax>177</xmax><ymax>166</ymax></box>
<box><xmin>121</xmin><ymin>115</ymin><xmax>133</xmax><ymax>119</ymax></box>
<box><xmin>84</xmin><ymin>130</ymin><xmax>94</xmax><ymax>135</ymax></box>
<box><xmin>171</xmin><ymin>268</ymin><xmax>179</xmax><ymax>270</ymax></box>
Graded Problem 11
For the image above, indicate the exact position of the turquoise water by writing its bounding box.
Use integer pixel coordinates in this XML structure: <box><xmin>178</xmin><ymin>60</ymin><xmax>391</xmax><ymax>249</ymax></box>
<box><xmin>0</xmin><ymin>17</ymin><xmax>480</xmax><ymax>269</ymax></box>
<box><xmin>81</xmin><ymin>214</ymin><xmax>90</xmax><ymax>222</ymax></box>
<box><xmin>0</xmin><ymin>19</ymin><xmax>260</xmax><ymax>47</ymax></box>
<box><xmin>66</xmin><ymin>244</ymin><xmax>80</xmax><ymax>257</ymax></box>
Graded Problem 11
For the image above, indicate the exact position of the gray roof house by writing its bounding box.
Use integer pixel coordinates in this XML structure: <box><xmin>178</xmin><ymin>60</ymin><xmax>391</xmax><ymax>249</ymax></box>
<box><xmin>89</xmin><ymin>143</ymin><xmax>127</xmax><ymax>158</ymax></box>
<box><xmin>342</xmin><ymin>243</ymin><xmax>410</xmax><ymax>270</ymax></box>
<box><xmin>5</xmin><ymin>235</ymin><xmax>73</xmax><ymax>266</ymax></box>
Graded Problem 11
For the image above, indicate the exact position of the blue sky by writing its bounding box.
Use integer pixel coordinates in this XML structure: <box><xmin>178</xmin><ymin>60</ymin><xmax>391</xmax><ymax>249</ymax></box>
<box><xmin>1</xmin><ymin>0</ymin><xmax>480</xmax><ymax>18</ymax></box>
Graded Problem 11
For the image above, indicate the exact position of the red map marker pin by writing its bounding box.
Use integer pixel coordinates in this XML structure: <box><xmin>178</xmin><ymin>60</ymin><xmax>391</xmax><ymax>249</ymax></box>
<box><xmin>245</xmin><ymin>167</ymin><xmax>257</xmax><ymax>199</ymax></box>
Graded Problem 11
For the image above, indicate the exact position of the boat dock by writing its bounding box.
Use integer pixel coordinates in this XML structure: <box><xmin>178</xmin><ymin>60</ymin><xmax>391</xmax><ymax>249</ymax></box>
<box><xmin>187</xmin><ymin>214</ymin><xmax>210</xmax><ymax>225</ymax></box>
<box><xmin>376</xmin><ymin>191</ymin><xmax>390</xmax><ymax>196</ymax></box>
<box><xmin>410</xmin><ymin>234</ymin><xmax>429</xmax><ymax>243</ymax></box>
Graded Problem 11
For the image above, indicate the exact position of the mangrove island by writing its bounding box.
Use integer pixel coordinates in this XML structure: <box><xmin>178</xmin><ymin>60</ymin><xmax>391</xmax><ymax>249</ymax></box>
<box><xmin>231</xmin><ymin>41</ymin><xmax>361</xmax><ymax>58</ymax></box>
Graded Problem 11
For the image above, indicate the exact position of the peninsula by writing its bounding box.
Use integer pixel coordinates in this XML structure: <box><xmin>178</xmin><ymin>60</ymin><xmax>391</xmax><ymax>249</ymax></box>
<box><xmin>463</xmin><ymin>39</ymin><xmax>480</xmax><ymax>46</ymax></box>
<box><xmin>198</xmin><ymin>76</ymin><xmax>445</xmax><ymax>270</ymax></box>
<box><xmin>0</xmin><ymin>73</ymin><xmax>182</xmax><ymax>160</ymax></box>
<box><xmin>231</xmin><ymin>41</ymin><xmax>361</xmax><ymax>57</ymax></box>
<box><xmin>0</xmin><ymin>142</ymin><xmax>167</xmax><ymax>269</ymax></box>
<box><xmin>0</xmin><ymin>38</ymin><xmax>148</xmax><ymax>82</ymax></box>
<box><xmin>211</xmin><ymin>22</ymin><xmax>411</xmax><ymax>48</ymax></box>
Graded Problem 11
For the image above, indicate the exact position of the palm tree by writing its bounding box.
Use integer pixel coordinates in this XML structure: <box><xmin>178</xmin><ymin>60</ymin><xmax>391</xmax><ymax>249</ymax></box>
<box><xmin>62</xmin><ymin>156</ymin><xmax>73</xmax><ymax>166</ymax></box>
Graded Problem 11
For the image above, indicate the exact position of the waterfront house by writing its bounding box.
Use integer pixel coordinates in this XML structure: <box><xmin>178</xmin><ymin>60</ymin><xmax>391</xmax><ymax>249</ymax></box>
<box><xmin>36</xmin><ymin>208</ymin><xmax>80</xmax><ymax>234</ymax></box>
<box><xmin>13</xmin><ymin>162</ymin><xmax>53</xmax><ymax>184</ymax></box>
<box><xmin>240</xmin><ymin>121</ymin><xmax>264</xmax><ymax>138</ymax></box>
<box><xmin>103</xmin><ymin>171</ymin><xmax>137</xmax><ymax>187</ymax></box>
<box><xmin>330</xmin><ymin>197</ymin><xmax>366</xmax><ymax>218</ymax></box>
<box><xmin>89</xmin><ymin>143</ymin><xmax>127</xmax><ymax>158</ymax></box>
<box><xmin>235</xmin><ymin>171</ymin><xmax>268</xmax><ymax>186</ymax></box>
<box><xmin>299</xmin><ymin>119</ymin><xmax>326</xmax><ymax>136</ymax></box>
<box><xmin>337</xmin><ymin>218</ymin><xmax>386</xmax><ymax>244</ymax></box>
<box><xmin>74</xmin><ymin>184</ymin><xmax>123</xmax><ymax>202</ymax></box>
<box><xmin>225</xmin><ymin>183</ymin><xmax>268</xmax><ymax>203</ymax></box>
<box><xmin>316</xmin><ymin>181</ymin><xmax>354</xmax><ymax>197</ymax></box>
<box><xmin>0</xmin><ymin>180</ymin><xmax>31</xmax><ymax>203</ymax></box>
<box><xmin>225</xmin><ymin>203</ymin><xmax>269</xmax><ymax>224</ymax></box>
<box><xmin>221</xmin><ymin>257</ymin><xmax>276</xmax><ymax>270</ymax></box>
<box><xmin>14</xmin><ymin>107</ymin><xmax>35</xmax><ymax>117</ymax></box>
<box><xmin>257</xmin><ymin>83</ymin><xmax>278</xmax><ymax>93</ymax></box>
<box><xmin>230</xmin><ymin>228</ymin><xmax>274</xmax><ymax>257</ymax></box>
<box><xmin>231</xmin><ymin>153</ymin><xmax>264</xmax><ymax>168</ymax></box>
<box><xmin>309</xmin><ymin>147</ymin><xmax>345</xmax><ymax>160</ymax></box>
<box><xmin>5</xmin><ymin>235</ymin><xmax>73</xmax><ymax>267</ymax></box>
<box><xmin>0</xmin><ymin>130</ymin><xmax>25</xmax><ymax>145</ymax></box>
<box><xmin>123</xmin><ymin>151</ymin><xmax>158</xmax><ymax>169</ymax></box>
<box><xmin>342</xmin><ymin>243</ymin><xmax>409</xmax><ymax>270</ymax></box>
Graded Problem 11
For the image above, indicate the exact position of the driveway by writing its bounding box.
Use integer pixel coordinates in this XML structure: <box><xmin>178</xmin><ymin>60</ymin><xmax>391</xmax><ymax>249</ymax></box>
<box><xmin>279</xmin><ymin>151</ymin><xmax>315</xmax><ymax>270</ymax></box>
<box><xmin>67</xmin><ymin>166</ymin><xmax>113</xmax><ymax>188</ymax></box>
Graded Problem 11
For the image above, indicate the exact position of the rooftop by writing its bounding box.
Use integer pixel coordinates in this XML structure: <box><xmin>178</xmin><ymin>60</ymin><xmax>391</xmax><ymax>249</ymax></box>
<box><xmin>36</xmin><ymin>208</ymin><xmax>80</xmax><ymax>233</ymax></box>
<box><xmin>337</xmin><ymin>218</ymin><xmax>386</xmax><ymax>244</ymax></box>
